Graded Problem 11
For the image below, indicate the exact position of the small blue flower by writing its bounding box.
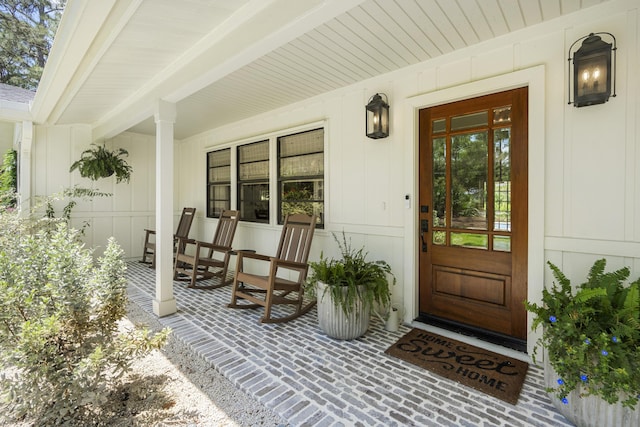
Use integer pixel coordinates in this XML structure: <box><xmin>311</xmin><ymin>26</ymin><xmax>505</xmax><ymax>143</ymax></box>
<box><xmin>580</xmin><ymin>375</ymin><xmax>588</xmax><ymax>382</ymax></box>
<box><xmin>549</xmin><ymin>316</ymin><xmax>557</xmax><ymax>323</ymax></box>
<box><xmin>584</xmin><ymin>338</ymin><xmax>591</xmax><ymax>345</ymax></box>
<box><xmin>561</xmin><ymin>397</ymin><xmax>569</xmax><ymax>405</ymax></box>
<box><xmin>601</xmin><ymin>350</ymin><xmax>609</xmax><ymax>356</ymax></box>
<box><xmin>557</xmin><ymin>378</ymin><xmax>565</xmax><ymax>385</ymax></box>
<box><xmin>612</xmin><ymin>336</ymin><xmax>618</xmax><ymax>343</ymax></box>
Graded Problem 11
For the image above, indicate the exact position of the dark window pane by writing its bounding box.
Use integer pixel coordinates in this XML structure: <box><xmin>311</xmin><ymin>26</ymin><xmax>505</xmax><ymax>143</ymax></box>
<box><xmin>239</xmin><ymin>183</ymin><xmax>269</xmax><ymax>222</ymax></box>
<box><xmin>206</xmin><ymin>148</ymin><xmax>231</xmax><ymax>218</ymax></box>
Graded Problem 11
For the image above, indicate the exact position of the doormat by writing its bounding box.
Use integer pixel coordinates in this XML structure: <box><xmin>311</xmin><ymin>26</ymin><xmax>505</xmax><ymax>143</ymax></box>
<box><xmin>385</xmin><ymin>328</ymin><xmax>528</xmax><ymax>405</ymax></box>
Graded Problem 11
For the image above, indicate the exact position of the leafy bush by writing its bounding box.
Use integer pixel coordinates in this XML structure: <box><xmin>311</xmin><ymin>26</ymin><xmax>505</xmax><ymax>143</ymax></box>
<box><xmin>525</xmin><ymin>259</ymin><xmax>640</xmax><ymax>409</ymax></box>
<box><xmin>0</xmin><ymin>210</ymin><xmax>168</xmax><ymax>425</ymax></box>
<box><xmin>0</xmin><ymin>149</ymin><xmax>17</xmax><ymax>208</ymax></box>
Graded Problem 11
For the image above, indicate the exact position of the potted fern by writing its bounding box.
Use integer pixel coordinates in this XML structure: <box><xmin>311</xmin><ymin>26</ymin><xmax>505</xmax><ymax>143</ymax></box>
<box><xmin>525</xmin><ymin>259</ymin><xmax>640</xmax><ymax>426</ymax></box>
<box><xmin>69</xmin><ymin>144</ymin><xmax>133</xmax><ymax>183</ymax></box>
<box><xmin>306</xmin><ymin>232</ymin><xmax>394</xmax><ymax>340</ymax></box>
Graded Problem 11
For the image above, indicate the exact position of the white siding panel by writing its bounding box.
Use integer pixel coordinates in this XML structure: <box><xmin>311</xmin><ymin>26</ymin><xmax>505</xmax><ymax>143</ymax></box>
<box><xmin>335</xmin><ymin>91</ymin><xmax>366</xmax><ymax>225</ymax></box>
<box><xmin>471</xmin><ymin>45</ymin><xmax>515</xmax><ymax>80</ymax></box>
<box><xmin>112</xmin><ymin>216</ymin><xmax>132</xmax><ymax>257</ymax></box>
<box><xmin>436</xmin><ymin>57</ymin><xmax>472</xmax><ymax>89</ymax></box>
<box><xmin>91</xmin><ymin>216</ymin><xmax>114</xmax><ymax>256</ymax></box>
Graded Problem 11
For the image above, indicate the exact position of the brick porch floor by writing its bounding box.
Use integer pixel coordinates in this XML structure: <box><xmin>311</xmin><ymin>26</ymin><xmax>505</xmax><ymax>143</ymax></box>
<box><xmin>126</xmin><ymin>262</ymin><xmax>573</xmax><ymax>427</ymax></box>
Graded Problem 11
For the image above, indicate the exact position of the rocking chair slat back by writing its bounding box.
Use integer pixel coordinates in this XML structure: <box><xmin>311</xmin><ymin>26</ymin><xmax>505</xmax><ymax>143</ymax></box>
<box><xmin>276</xmin><ymin>213</ymin><xmax>316</xmax><ymax>264</ymax></box>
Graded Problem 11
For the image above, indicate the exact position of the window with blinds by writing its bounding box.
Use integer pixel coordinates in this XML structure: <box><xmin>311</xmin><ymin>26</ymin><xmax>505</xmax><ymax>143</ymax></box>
<box><xmin>277</xmin><ymin>128</ymin><xmax>324</xmax><ymax>227</ymax></box>
<box><xmin>206</xmin><ymin>148</ymin><xmax>230</xmax><ymax>218</ymax></box>
<box><xmin>237</xmin><ymin>140</ymin><xmax>270</xmax><ymax>223</ymax></box>
<box><xmin>204</xmin><ymin>125</ymin><xmax>325</xmax><ymax>227</ymax></box>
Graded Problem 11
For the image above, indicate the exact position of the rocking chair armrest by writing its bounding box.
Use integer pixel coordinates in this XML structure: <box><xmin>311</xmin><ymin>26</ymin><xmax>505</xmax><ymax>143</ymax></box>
<box><xmin>237</xmin><ymin>251</ymin><xmax>271</xmax><ymax>263</ymax></box>
<box><xmin>195</xmin><ymin>241</ymin><xmax>232</xmax><ymax>253</ymax></box>
<box><xmin>175</xmin><ymin>236</ymin><xmax>196</xmax><ymax>245</ymax></box>
<box><xmin>271</xmin><ymin>258</ymin><xmax>308</xmax><ymax>271</ymax></box>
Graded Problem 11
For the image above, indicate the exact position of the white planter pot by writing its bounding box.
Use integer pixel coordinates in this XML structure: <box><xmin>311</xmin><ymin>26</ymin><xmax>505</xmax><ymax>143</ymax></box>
<box><xmin>316</xmin><ymin>281</ymin><xmax>370</xmax><ymax>340</ymax></box>
<box><xmin>544</xmin><ymin>357</ymin><xmax>640</xmax><ymax>427</ymax></box>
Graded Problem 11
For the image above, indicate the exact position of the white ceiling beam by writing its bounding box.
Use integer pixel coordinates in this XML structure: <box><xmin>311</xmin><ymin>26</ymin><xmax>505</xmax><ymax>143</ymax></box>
<box><xmin>30</xmin><ymin>0</ymin><xmax>125</xmax><ymax>124</ymax></box>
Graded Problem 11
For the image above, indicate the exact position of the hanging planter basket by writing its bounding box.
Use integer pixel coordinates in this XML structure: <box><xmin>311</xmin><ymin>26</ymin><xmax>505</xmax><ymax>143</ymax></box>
<box><xmin>69</xmin><ymin>144</ymin><xmax>133</xmax><ymax>183</ymax></box>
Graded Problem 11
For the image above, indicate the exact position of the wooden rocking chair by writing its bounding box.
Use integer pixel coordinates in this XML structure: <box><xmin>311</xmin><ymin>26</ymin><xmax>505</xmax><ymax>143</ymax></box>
<box><xmin>140</xmin><ymin>207</ymin><xmax>196</xmax><ymax>268</ymax></box>
<box><xmin>174</xmin><ymin>209</ymin><xmax>240</xmax><ymax>289</ymax></box>
<box><xmin>228</xmin><ymin>213</ymin><xmax>317</xmax><ymax>323</ymax></box>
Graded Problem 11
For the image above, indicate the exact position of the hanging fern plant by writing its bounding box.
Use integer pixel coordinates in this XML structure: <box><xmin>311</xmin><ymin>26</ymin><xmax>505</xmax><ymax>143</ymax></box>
<box><xmin>69</xmin><ymin>144</ymin><xmax>133</xmax><ymax>183</ymax></box>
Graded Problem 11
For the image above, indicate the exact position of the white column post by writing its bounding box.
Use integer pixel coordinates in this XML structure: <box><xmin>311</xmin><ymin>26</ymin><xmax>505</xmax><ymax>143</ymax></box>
<box><xmin>152</xmin><ymin>100</ymin><xmax>177</xmax><ymax>317</ymax></box>
<box><xmin>17</xmin><ymin>121</ymin><xmax>32</xmax><ymax>217</ymax></box>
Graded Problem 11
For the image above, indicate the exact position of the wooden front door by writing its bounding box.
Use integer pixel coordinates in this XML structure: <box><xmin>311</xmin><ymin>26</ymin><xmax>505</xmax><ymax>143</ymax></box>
<box><xmin>418</xmin><ymin>87</ymin><xmax>528</xmax><ymax>342</ymax></box>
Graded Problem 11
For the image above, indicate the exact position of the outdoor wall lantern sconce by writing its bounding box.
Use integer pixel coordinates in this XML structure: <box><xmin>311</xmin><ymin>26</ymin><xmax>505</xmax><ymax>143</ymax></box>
<box><xmin>366</xmin><ymin>93</ymin><xmax>389</xmax><ymax>139</ymax></box>
<box><xmin>567</xmin><ymin>32</ymin><xmax>616</xmax><ymax>107</ymax></box>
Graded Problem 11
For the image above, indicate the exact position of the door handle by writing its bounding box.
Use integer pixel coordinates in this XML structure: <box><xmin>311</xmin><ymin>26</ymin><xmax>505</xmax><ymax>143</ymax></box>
<box><xmin>420</xmin><ymin>219</ymin><xmax>428</xmax><ymax>252</ymax></box>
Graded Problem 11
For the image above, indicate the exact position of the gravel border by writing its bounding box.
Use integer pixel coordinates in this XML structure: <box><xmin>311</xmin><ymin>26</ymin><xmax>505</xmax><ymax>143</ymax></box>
<box><xmin>124</xmin><ymin>301</ymin><xmax>289</xmax><ymax>427</ymax></box>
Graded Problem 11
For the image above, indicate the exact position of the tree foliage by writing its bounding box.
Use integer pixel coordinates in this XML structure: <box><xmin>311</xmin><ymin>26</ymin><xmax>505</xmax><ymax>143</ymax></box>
<box><xmin>0</xmin><ymin>149</ymin><xmax>17</xmax><ymax>208</ymax></box>
<box><xmin>0</xmin><ymin>0</ymin><xmax>66</xmax><ymax>90</ymax></box>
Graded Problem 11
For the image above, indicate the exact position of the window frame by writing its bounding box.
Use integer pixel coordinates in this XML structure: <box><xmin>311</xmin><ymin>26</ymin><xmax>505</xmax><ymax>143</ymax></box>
<box><xmin>277</xmin><ymin>128</ymin><xmax>324</xmax><ymax>227</ymax></box>
<box><xmin>236</xmin><ymin>139</ymin><xmax>270</xmax><ymax>224</ymax></box>
<box><xmin>205</xmin><ymin>147</ymin><xmax>231</xmax><ymax>218</ymax></box>
<box><xmin>204</xmin><ymin>122</ymin><xmax>326</xmax><ymax>227</ymax></box>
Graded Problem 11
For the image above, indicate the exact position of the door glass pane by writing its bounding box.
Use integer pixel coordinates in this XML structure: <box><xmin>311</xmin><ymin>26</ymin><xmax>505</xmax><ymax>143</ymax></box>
<box><xmin>432</xmin><ymin>119</ymin><xmax>445</xmax><ymax>134</ymax></box>
<box><xmin>451</xmin><ymin>132</ymin><xmax>487</xmax><ymax>230</ymax></box>
<box><xmin>451</xmin><ymin>111</ymin><xmax>487</xmax><ymax>131</ymax></box>
<box><xmin>451</xmin><ymin>232</ymin><xmax>488</xmax><ymax>249</ymax></box>
<box><xmin>493</xmin><ymin>106</ymin><xmax>511</xmax><ymax>124</ymax></box>
<box><xmin>433</xmin><ymin>231</ymin><xmax>445</xmax><ymax>245</ymax></box>
<box><xmin>493</xmin><ymin>235</ymin><xmax>511</xmax><ymax>252</ymax></box>
<box><xmin>494</xmin><ymin>128</ymin><xmax>511</xmax><ymax>232</ymax></box>
<box><xmin>432</xmin><ymin>137</ymin><xmax>446</xmax><ymax>227</ymax></box>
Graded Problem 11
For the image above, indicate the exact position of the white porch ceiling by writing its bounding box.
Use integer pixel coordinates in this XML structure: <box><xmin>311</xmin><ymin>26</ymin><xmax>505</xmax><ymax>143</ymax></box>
<box><xmin>32</xmin><ymin>0</ymin><xmax>613</xmax><ymax>140</ymax></box>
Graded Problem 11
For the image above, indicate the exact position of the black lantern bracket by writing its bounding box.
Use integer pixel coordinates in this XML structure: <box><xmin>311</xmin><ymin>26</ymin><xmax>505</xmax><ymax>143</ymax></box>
<box><xmin>365</xmin><ymin>93</ymin><xmax>390</xmax><ymax>139</ymax></box>
<box><xmin>567</xmin><ymin>32</ymin><xmax>617</xmax><ymax>107</ymax></box>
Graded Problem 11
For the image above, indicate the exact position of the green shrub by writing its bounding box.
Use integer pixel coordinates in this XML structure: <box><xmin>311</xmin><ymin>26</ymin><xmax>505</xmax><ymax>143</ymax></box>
<box><xmin>525</xmin><ymin>259</ymin><xmax>640</xmax><ymax>408</ymax></box>
<box><xmin>0</xmin><ymin>211</ymin><xmax>168</xmax><ymax>425</ymax></box>
<box><xmin>0</xmin><ymin>149</ymin><xmax>17</xmax><ymax>209</ymax></box>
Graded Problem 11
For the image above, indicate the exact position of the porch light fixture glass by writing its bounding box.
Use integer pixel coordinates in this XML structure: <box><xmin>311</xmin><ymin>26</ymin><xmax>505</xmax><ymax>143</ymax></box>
<box><xmin>365</xmin><ymin>93</ymin><xmax>389</xmax><ymax>139</ymax></box>
<box><xmin>567</xmin><ymin>32</ymin><xmax>616</xmax><ymax>107</ymax></box>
